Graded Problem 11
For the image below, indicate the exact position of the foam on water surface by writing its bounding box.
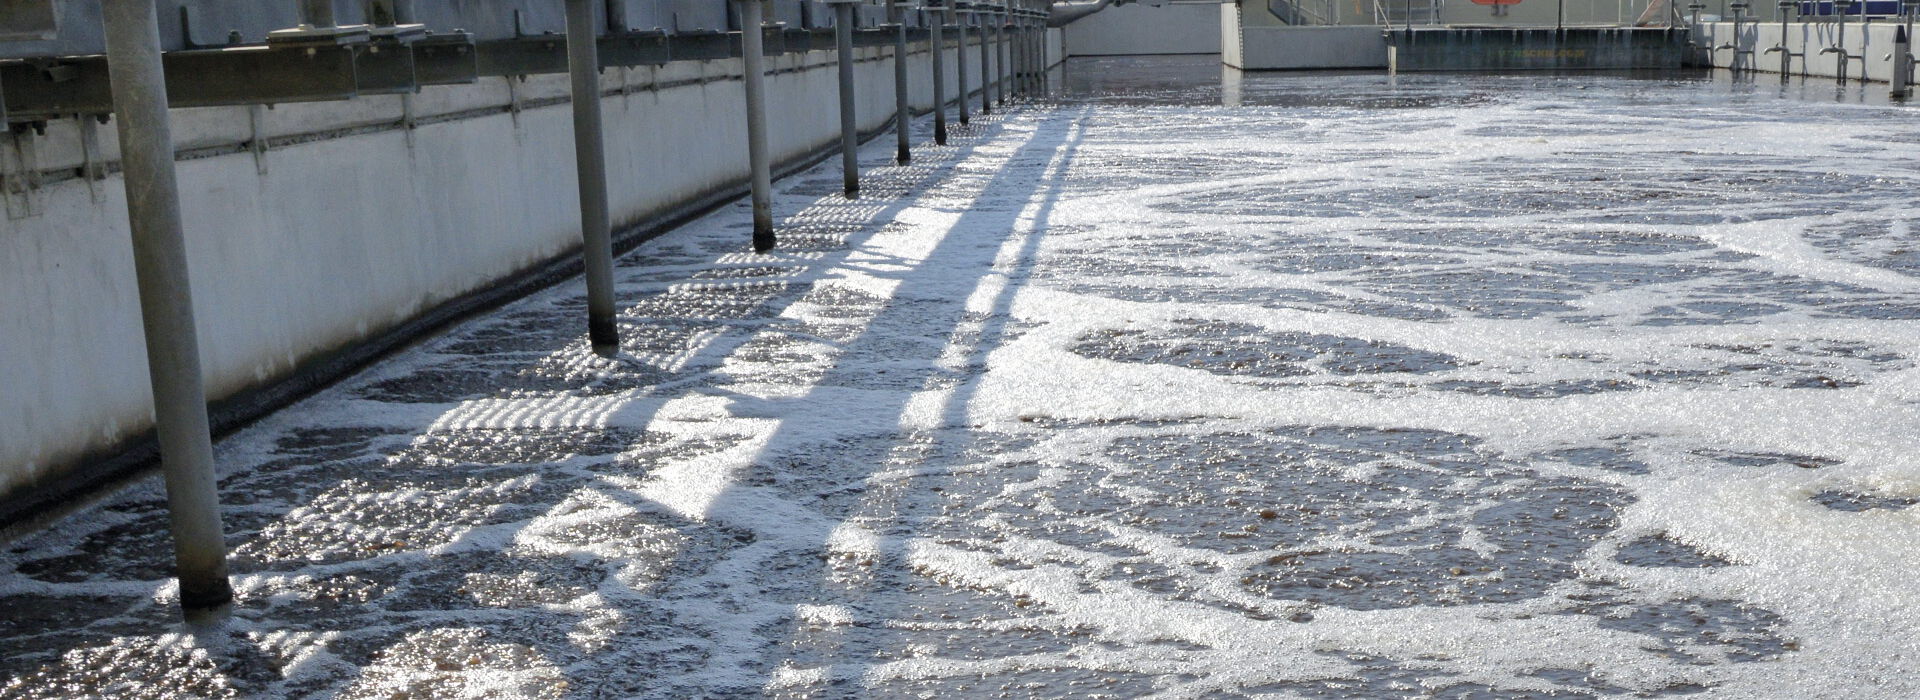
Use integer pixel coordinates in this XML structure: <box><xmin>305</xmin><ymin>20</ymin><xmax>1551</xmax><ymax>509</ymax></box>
<box><xmin>5</xmin><ymin>60</ymin><xmax>1920</xmax><ymax>697</ymax></box>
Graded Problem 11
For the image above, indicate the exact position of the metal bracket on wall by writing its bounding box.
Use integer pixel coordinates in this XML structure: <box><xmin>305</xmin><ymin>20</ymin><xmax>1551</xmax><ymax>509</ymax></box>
<box><xmin>2</xmin><ymin>125</ymin><xmax>42</xmax><ymax>219</ymax></box>
<box><xmin>413</xmin><ymin>34</ymin><xmax>481</xmax><ymax>85</ymax></box>
<box><xmin>355</xmin><ymin>24</ymin><xmax>428</xmax><ymax>94</ymax></box>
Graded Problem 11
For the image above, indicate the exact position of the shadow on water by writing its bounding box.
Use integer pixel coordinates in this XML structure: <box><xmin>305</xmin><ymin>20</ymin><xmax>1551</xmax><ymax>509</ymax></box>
<box><xmin>744</xmin><ymin>111</ymin><xmax>1088</xmax><ymax>697</ymax></box>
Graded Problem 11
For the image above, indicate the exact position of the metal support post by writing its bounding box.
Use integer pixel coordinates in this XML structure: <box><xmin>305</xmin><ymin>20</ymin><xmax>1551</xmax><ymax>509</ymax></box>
<box><xmin>738</xmin><ymin>0</ymin><xmax>776</xmax><ymax>252</ymax></box>
<box><xmin>892</xmin><ymin>3</ymin><xmax>911</xmax><ymax>164</ymax></box>
<box><xmin>1821</xmin><ymin>0</ymin><xmax>1854</xmax><ymax>81</ymax></box>
<box><xmin>979</xmin><ymin>8</ymin><xmax>993</xmax><ymax>114</ymax></box>
<box><xmin>1764</xmin><ymin>0</ymin><xmax>1798</xmax><ymax>76</ymax></box>
<box><xmin>1000</xmin><ymin>16</ymin><xmax>1012</xmax><ymax>103</ymax></box>
<box><xmin>956</xmin><ymin>8</ymin><xmax>970</xmax><ymax>125</ymax></box>
<box><xmin>1030</xmin><ymin>17</ymin><xmax>1042</xmax><ymax>96</ymax></box>
<box><xmin>1894</xmin><ymin>25</ymin><xmax>1912</xmax><ymax>98</ymax></box>
<box><xmin>1012</xmin><ymin>19</ymin><xmax>1025</xmax><ymax>98</ymax></box>
<box><xmin>931</xmin><ymin>5</ymin><xmax>948</xmax><ymax>145</ymax></box>
<box><xmin>101</xmin><ymin>0</ymin><xmax>233</xmax><ymax>619</ymax></box>
<box><xmin>1028</xmin><ymin>19</ymin><xmax>1041</xmax><ymax>96</ymax></box>
<box><xmin>1006</xmin><ymin>16</ymin><xmax>1021</xmax><ymax>100</ymax></box>
<box><xmin>1036</xmin><ymin>15</ymin><xmax>1049</xmax><ymax>95</ymax></box>
<box><xmin>565</xmin><ymin>0</ymin><xmax>619</xmax><ymax>354</ymax></box>
<box><xmin>834</xmin><ymin>1</ymin><xmax>859</xmax><ymax>197</ymax></box>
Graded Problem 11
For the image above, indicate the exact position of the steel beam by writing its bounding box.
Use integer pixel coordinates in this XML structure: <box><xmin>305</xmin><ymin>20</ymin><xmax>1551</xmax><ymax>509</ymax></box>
<box><xmin>101</xmin><ymin>0</ymin><xmax>232</xmax><ymax>620</ymax></box>
<box><xmin>1</xmin><ymin>47</ymin><xmax>358</xmax><ymax>119</ymax></box>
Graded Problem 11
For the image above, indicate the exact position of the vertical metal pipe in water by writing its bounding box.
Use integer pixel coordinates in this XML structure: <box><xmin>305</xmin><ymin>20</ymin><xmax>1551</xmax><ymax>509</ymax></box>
<box><xmin>1014</xmin><ymin>16</ymin><xmax>1027</xmax><ymax>97</ymax></box>
<box><xmin>998</xmin><ymin>12</ymin><xmax>1011</xmax><ymax>105</ymax></box>
<box><xmin>1006</xmin><ymin>15</ymin><xmax>1018</xmax><ymax>99</ymax></box>
<box><xmin>893</xmin><ymin>2</ymin><xmax>912</xmax><ymax>164</ymax></box>
<box><xmin>1037</xmin><ymin>15</ymin><xmax>1049</xmax><ymax>95</ymax></box>
<box><xmin>956</xmin><ymin>6</ymin><xmax>971</xmax><ymax>125</ymax></box>
<box><xmin>979</xmin><ymin>6</ymin><xmax>993</xmax><ymax>114</ymax></box>
<box><xmin>565</xmin><ymin>0</ymin><xmax>620</xmax><ymax>355</ymax></box>
<box><xmin>1894</xmin><ymin>25</ymin><xmax>1911</xmax><ymax>98</ymax></box>
<box><xmin>835</xmin><ymin>1</ymin><xmax>859</xmax><ymax>197</ymax></box>
<box><xmin>1835</xmin><ymin>0</ymin><xmax>1850</xmax><ymax>81</ymax></box>
<box><xmin>1032</xmin><ymin>15</ymin><xmax>1046</xmax><ymax>97</ymax></box>
<box><xmin>101</xmin><ymin>0</ymin><xmax>233</xmax><ymax>619</ymax></box>
<box><xmin>1032</xmin><ymin>13</ymin><xmax>1044</xmax><ymax>95</ymax></box>
<box><xmin>931</xmin><ymin>3</ymin><xmax>948</xmax><ymax>144</ymax></box>
<box><xmin>739</xmin><ymin>0</ymin><xmax>776</xmax><ymax>251</ymax></box>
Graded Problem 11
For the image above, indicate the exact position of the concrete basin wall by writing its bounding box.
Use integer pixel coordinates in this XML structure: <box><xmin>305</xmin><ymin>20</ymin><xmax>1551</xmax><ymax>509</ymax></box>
<box><xmin>1693</xmin><ymin>19</ymin><xmax>1914</xmax><ymax>82</ymax></box>
<box><xmin>1228</xmin><ymin>25</ymin><xmax>1391</xmax><ymax>69</ymax></box>
<box><xmin>1389</xmin><ymin>27</ymin><xmax>1688</xmax><ymax>70</ymax></box>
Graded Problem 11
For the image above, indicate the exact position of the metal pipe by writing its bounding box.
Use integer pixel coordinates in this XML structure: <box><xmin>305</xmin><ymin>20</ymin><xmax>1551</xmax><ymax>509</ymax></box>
<box><xmin>1037</xmin><ymin>16</ymin><xmax>1049</xmax><ymax>95</ymax></box>
<box><xmin>101</xmin><ymin>0</ymin><xmax>233</xmax><ymax>619</ymax></box>
<box><xmin>1823</xmin><ymin>0</ymin><xmax>1854</xmax><ymax>81</ymax></box>
<box><xmin>931</xmin><ymin>5</ymin><xmax>947</xmax><ymax>145</ymax></box>
<box><xmin>835</xmin><ymin>1</ymin><xmax>859</xmax><ymax>197</ymax></box>
<box><xmin>739</xmin><ymin>0</ymin><xmax>776</xmax><ymax>251</ymax></box>
<box><xmin>979</xmin><ymin>7</ymin><xmax>993</xmax><ymax>114</ymax></box>
<box><xmin>565</xmin><ymin>0</ymin><xmax>619</xmax><ymax>355</ymax></box>
<box><xmin>1032</xmin><ymin>17</ymin><xmax>1046</xmax><ymax>97</ymax></box>
<box><xmin>892</xmin><ymin>3</ymin><xmax>911</xmax><ymax>165</ymax></box>
<box><xmin>998</xmin><ymin>14</ymin><xmax>1011</xmax><ymax>105</ymax></box>
<box><xmin>1017</xmin><ymin>15</ymin><xmax>1027</xmax><ymax>97</ymax></box>
<box><xmin>1894</xmin><ymin>24</ymin><xmax>1911</xmax><ymax>98</ymax></box>
<box><xmin>1008</xmin><ymin>14</ymin><xmax>1017</xmax><ymax>102</ymax></box>
<box><xmin>957</xmin><ymin>6</ymin><xmax>970</xmax><ymax>125</ymax></box>
<box><xmin>1031</xmin><ymin>14</ymin><xmax>1042</xmax><ymax>95</ymax></box>
<box><xmin>1764</xmin><ymin>0</ymin><xmax>1796</xmax><ymax>75</ymax></box>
